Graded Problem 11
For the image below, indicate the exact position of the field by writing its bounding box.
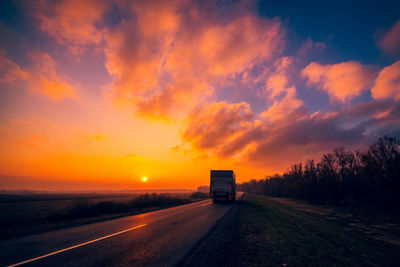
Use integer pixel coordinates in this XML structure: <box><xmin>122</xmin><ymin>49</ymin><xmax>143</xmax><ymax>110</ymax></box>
<box><xmin>0</xmin><ymin>191</ymin><xmax>201</xmax><ymax>240</ymax></box>
<box><xmin>184</xmin><ymin>194</ymin><xmax>400</xmax><ymax>266</ymax></box>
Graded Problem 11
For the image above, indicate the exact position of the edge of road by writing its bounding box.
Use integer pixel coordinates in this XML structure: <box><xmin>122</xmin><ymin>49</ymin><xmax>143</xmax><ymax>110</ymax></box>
<box><xmin>1</xmin><ymin>198</ymin><xmax>211</xmax><ymax>243</ymax></box>
<box><xmin>3</xmin><ymin>199</ymin><xmax>212</xmax><ymax>267</ymax></box>
<box><xmin>177</xmin><ymin>193</ymin><xmax>245</xmax><ymax>267</ymax></box>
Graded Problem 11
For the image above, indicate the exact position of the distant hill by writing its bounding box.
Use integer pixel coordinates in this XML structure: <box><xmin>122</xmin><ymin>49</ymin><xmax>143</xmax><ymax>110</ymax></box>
<box><xmin>0</xmin><ymin>188</ymin><xmax>195</xmax><ymax>195</ymax></box>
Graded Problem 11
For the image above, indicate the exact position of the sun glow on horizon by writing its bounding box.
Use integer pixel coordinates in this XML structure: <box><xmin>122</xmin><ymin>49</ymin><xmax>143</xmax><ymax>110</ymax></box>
<box><xmin>0</xmin><ymin>0</ymin><xmax>399</xmax><ymax>191</ymax></box>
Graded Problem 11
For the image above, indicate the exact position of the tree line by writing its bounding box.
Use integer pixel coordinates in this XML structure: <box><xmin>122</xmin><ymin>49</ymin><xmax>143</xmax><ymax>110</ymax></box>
<box><xmin>238</xmin><ymin>136</ymin><xmax>400</xmax><ymax>209</ymax></box>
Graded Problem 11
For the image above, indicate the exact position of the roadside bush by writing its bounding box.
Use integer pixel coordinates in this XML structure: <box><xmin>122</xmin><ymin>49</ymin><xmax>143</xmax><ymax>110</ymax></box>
<box><xmin>63</xmin><ymin>193</ymin><xmax>190</xmax><ymax>219</ymax></box>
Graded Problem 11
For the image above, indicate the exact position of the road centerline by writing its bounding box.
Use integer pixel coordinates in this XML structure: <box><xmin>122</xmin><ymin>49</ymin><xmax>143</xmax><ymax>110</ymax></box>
<box><xmin>7</xmin><ymin>224</ymin><xmax>147</xmax><ymax>267</ymax></box>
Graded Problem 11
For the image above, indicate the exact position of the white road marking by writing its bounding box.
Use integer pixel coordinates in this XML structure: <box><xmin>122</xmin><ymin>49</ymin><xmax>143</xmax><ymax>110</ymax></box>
<box><xmin>7</xmin><ymin>224</ymin><xmax>147</xmax><ymax>267</ymax></box>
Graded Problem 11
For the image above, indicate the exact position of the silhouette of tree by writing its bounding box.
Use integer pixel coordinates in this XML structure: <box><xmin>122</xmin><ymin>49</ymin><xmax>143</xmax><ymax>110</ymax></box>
<box><xmin>238</xmin><ymin>136</ymin><xmax>400</xmax><ymax>211</ymax></box>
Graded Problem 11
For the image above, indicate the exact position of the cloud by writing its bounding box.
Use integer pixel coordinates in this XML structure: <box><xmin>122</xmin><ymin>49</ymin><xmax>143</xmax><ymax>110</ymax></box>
<box><xmin>244</xmin><ymin>120</ymin><xmax>361</xmax><ymax>168</ymax></box>
<box><xmin>264</xmin><ymin>57</ymin><xmax>295</xmax><ymax>99</ymax></box>
<box><xmin>256</xmin><ymin>99</ymin><xmax>399</xmax><ymax>166</ymax></box>
<box><xmin>0</xmin><ymin>51</ymin><xmax>76</xmax><ymax>101</ymax></box>
<box><xmin>30</xmin><ymin>0</ymin><xmax>109</xmax><ymax>54</ymax></box>
<box><xmin>297</xmin><ymin>38</ymin><xmax>326</xmax><ymax>58</ymax></box>
<box><xmin>259</xmin><ymin>87</ymin><xmax>308</xmax><ymax>122</ymax></box>
<box><xmin>302</xmin><ymin>61</ymin><xmax>377</xmax><ymax>103</ymax></box>
<box><xmin>23</xmin><ymin>1</ymin><xmax>400</xmax><ymax>173</ymax></box>
<box><xmin>29</xmin><ymin>52</ymin><xmax>77</xmax><ymax>101</ymax></box>
<box><xmin>180</xmin><ymin>93</ymin><xmax>400</xmax><ymax>170</ymax></box>
<box><xmin>164</xmin><ymin>14</ymin><xmax>283</xmax><ymax>77</ymax></box>
<box><xmin>260</xmin><ymin>56</ymin><xmax>308</xmax><ymax>122</ymax></box>
<box><xmin>2</xmin><ymin>0</ymin><xmax>400</xmax><ymax>183</ymax></box>
<box><xmin>124</xmin><ymin>154</ymin><xmax>146</xmax><ymax>162</ymax></box>
<box><xmin>182</xmin><ymin>101</ymin><xmax>253</xmax><ymax>151</ymax></box>
<box><xmin>83</xmin><ymin>133</ymin><xmax>106</xmax><ymax>144</ymax></box>
<box><xmin>378</xmin><ymin>20</ymin><xmax>400</xmax><ymax>55</ymax></box>
<box><xmin>30</xmin><ymin>0</ymin><xmax>282</xmax><ymax>118</ymax></box>
<box><xmin>371</xmin><ymin>61</ymin><xmax>400</xmax><ymax>101</ymax></box>
<box><xmin>179</xmin><ymin>53</ymin><xmax>313</xmax><ymax>166</ymax></box>
<box><xmin>113</xmin><ymin>10</ymin><xmax>281</xmax><ymax>116</ymax></box>
<box><xmin>216</xmin><ymin>93</ymin><xmax>306</xmax><ymax>159</ymax></box>
<box><xmin>0</xmin><ymin>51</ymin><xmax>30</xmax><ymax>83</ymax></box>
<box><xmin>253</xmin><ymin>100</ymin><xmax>398</xmax><ymax>168</ymax></box>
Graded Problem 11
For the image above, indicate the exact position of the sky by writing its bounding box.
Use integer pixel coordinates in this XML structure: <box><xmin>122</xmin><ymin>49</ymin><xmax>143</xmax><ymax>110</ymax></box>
<box><xmin>0</xmin><ymin>0</ymin><xmax>400</xmax><ymax>191</ymax></box>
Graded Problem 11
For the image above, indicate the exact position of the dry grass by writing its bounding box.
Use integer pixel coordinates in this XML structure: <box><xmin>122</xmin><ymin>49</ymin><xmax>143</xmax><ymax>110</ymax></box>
<box><xmin>0</xmin><ymin>192</ymin><xmax>206</xmax><ymax>240</ymax></box>
<box><xmin>184</xmin><ymin>194</ymin><xmax>400</xmax><ymax>266</ymax></box>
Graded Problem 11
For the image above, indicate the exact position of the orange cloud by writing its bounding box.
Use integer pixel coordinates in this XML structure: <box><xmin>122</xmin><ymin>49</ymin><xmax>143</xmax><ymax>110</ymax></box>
<box><xmin>260</xmin><ymin>87</ymin><xmax>307</xmax><ymax>122</ymax></box>
<box><xmin>180</xmin><ymin>82</ymin><xmax>400</xmax><ymax>172</ymax></box>
<box><xmin>165</xmin><ymin>14</ymin><xmax>283</xmax><ymax>77</ymax></box>
<box><xmin>180</xmin><ymin>53</ymin><xmax>310</xmax><ymax>164</ymax></box>
<box><xmin>0</xmin><ymin>51</ymin><xmax>29</xmax><ymax>83</ymax></box>
<box><xmin>33</xmin><ymin>76</ymin><xmax>76</xmax><ymax>101</ymax></box>
<box><xmin>259</xmin><ymin>57</ymin><xmax>307</xmax><ymax>123</ymax></box>
<box><xmin>131</xmin><ymin>0</ymin><xmax>180</xmax><ymax>37</ymax></box>
<box><xmin>31</xmin><ymin>0</ymin><xmax>109</xmax><ymax>54</ymax></box>
<box><xmin>83</xmin><ymin>133</ymin><xmax>106</xmax><ymax>144</ymax></box>
<box><xmin>134</xmin><ymin>79</ymin><xmax>210</xmax><ymax>118</ymax></box>
<box><xmin>264</xmin><ymin>57</ymin><xmax>296</xmax><ymax>99</ymax></box>
<box><xmin>378</xmin><ymin>20</ymin><xmax>400</xmax><ymax>55</ymax></box>
<box><xmin>181</xmin><ymin>82</ymin><xmax>309</xmax><ymax>159</ymax></box>
<box><xmin>25</xmin><ymin>1</ymin><xmax>400</xmax><ymax>177</ymax></box>
<box><xmin>29</xmin><ymin>52</ymin><xmax>77</xmax><ymax>101</ymax></box>
<box><xmin>28</xmin><ymin>1</ymin><xmax>284</xmax><ymax>118</ymax></box>
<box><xmin>371</xmin><ymin>61</ymin><xmax>400</xmax><ymax>100</ymax></box>
<box><xmin>302</xmin><ymin>61</ymin><xmax>377</xmax><ymax>103</ymax></box>
<box><xmin>239</xmin><ymin>100</ymin><xmax>400</xmax><ymax>171</ymax></box>
<box><xmin>183</xmin><ymin>101</ymin><xmax>253</xmax><ymax>151</ymax></box>
<box><xmin>100</xmin><ymin>2</ymin><xmax>283</xmax><ymax>118</ymax></box>
<box><xmin>0</xmin><ymin>52</ymin><xmax>76</xmax><ymax>101</ymax></box>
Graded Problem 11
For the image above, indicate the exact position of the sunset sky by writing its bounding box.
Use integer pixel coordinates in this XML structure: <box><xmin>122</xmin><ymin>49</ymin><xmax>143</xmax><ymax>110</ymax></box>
<box><xmin>1</xmin><ymin>0</ymin><xmax>399</xmax><ymax>191</ymax></box>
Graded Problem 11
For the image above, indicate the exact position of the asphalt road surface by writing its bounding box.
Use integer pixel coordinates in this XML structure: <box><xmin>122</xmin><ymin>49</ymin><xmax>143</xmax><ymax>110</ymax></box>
<box><xmin>1</xmin><ymin>193</ymin><xmax>243</xmax><ymax>267</ymax></box>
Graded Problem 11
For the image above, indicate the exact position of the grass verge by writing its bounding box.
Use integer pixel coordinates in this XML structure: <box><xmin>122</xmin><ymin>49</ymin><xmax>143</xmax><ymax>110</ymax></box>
<box><xmin>184</xmin><ymin>194</ymin><xmax>400</xmax><ymax>266</ymax></box>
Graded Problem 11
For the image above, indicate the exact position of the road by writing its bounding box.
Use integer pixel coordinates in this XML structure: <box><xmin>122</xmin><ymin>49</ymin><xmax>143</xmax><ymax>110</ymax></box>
<box><xmin>0</xmin><ymin>194</ymin><xmax>242</xmax><ymax>266</ymax></box>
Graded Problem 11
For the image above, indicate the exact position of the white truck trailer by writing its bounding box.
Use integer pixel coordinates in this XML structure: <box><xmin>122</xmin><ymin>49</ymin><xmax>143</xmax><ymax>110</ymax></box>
<box><xmin>210</xmin><ymin>170</ymin><xmax>236</xmax><ymax>203</ymax></box>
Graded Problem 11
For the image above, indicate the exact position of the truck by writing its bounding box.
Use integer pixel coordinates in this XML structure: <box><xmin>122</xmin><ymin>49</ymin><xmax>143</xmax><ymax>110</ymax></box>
<box><xmin>210</xmin><ymin>170</ymin><xmax>236</xmax><ymax>203</ymax></box>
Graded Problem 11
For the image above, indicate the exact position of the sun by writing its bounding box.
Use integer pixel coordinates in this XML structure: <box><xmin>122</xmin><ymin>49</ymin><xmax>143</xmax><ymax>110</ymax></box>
<box><xmin>141</xmin><ymin>177</ymin><xmax>148</xmax><ymax>182</ymax></box>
